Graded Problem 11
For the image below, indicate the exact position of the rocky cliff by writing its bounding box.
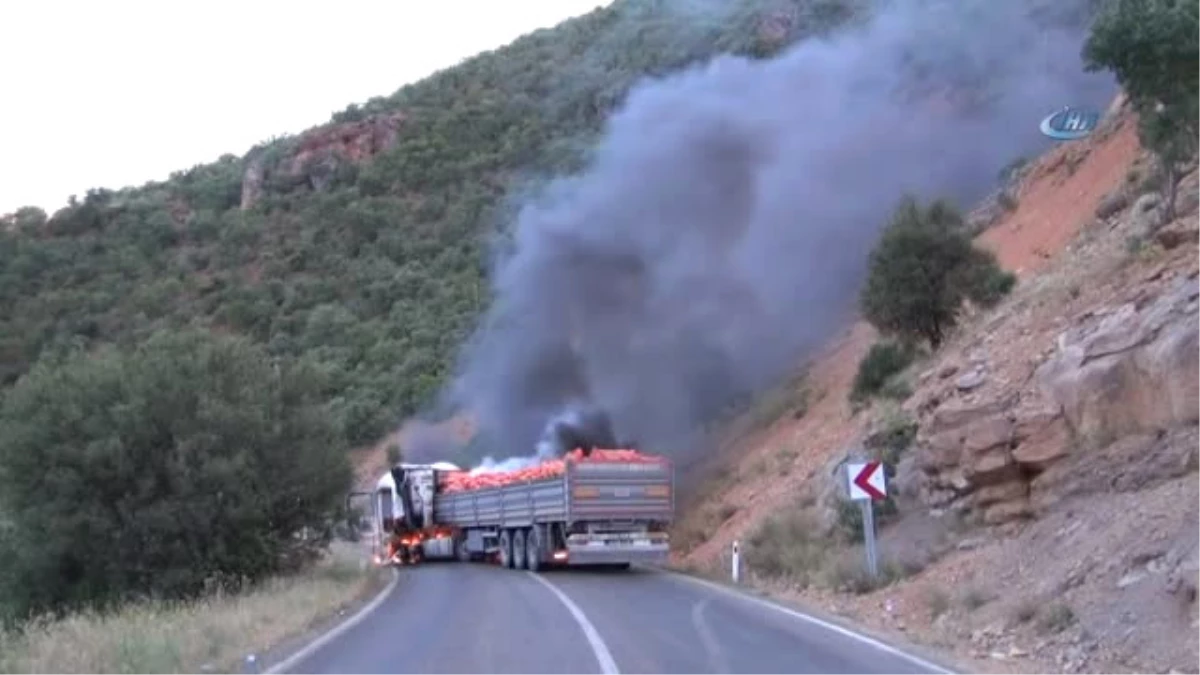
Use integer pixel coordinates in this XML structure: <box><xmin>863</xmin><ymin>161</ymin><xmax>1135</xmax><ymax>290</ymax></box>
<box><xmin>902</xmin><ymin>136</ymin><xmax>1200</xmax><ymax>528</ymax></box>
<box><xmin>240</xmin><ymin>112</ymin><xmax>406</xmax><ymax>209</ymax></box>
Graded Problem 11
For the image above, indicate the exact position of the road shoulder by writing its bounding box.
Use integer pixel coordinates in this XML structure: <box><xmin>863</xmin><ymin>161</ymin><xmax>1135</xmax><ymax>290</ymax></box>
<box><xmin>259</xmin><ymin>566</ymin><xmax>398</xmax><ymax>674</ymax></box>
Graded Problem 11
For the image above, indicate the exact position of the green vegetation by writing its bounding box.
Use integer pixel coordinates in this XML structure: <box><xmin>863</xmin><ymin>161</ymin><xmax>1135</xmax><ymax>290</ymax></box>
<box><xmin>849</xmin><ymin>341</ymin><xmax>917</xmax><ymax>403</ymax></box>
<box><xmin>1084</xmin><ymin>0</ymin><xmax>1198</xmax><ymax>223</ymax></box>
<box><xmin>860</xmin><ymin>196</ymin><xmax>1016</xmax><ymax>349</ymax></box>
<box><xmin>0</xmin><ymin>3</ymin><xmax>871</xmax><ymax>626</ymax></box>
<box><xmin>866</xmin><ymin>404</ymin><xmax>918</xmax><ymax>467</ymax></box>
<box><xmin>0</xmin><ymin>329</ymin><xmax>351</xmax><ymax>622</ymax></box>
<box><xmin>0</xmin><ymin>0</ymin><xmax>864</xmax><ymax>451</ymax></box>
<box><xmin>745</xmin><ymin>507</ymin><xmax>830</xmax><ymax>586</ymax></box>
<box><xmin>2</xmin><ymin>0</ymin><xmax>1177</xmax><ymax>637</ymax></box>
<box><xmin>744</xmin><ymin>498</ymin><xmax>920</xmax><ymax>592</ymax></box>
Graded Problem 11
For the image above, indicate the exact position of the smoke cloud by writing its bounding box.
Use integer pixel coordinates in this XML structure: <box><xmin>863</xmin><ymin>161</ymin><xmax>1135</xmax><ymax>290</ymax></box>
<box><xmin>437</xmin><ymin>0</ymin><xmax>1116</xmax><ymax>466</ymax></box>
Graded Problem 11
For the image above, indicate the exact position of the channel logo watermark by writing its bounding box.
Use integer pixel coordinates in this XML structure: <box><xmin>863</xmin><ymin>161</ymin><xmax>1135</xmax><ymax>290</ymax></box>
<box><xmin>1039</xmin><ymin>106</ymin><xmax>1101</xmax><ymax>141</ymax></box>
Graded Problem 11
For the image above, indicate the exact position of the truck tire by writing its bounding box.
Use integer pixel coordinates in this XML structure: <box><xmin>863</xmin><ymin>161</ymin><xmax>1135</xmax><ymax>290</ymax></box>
<box><xmin>512</xmin><ymin>529</ymin><xmax>528</xmax><ymax>570</ymax></box>
<box><xmin>526</xmin><ymin>528</ymin><xmax>542</xmax><ymax>572</ymax></box>
<box><xmin>499</xmin><ymin>530</ymin><xmax>514</xmax><ymax>568</ymax></box>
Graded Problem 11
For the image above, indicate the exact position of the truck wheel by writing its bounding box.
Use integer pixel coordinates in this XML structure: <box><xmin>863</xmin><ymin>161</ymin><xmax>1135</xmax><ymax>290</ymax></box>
<box><xmin>526</xmin><ymin>528</ymin><xmax>542</xmax><ymax>573</ymax></box>
<box><xmin>512</xmin><ymin>529</ymin><xmax>528</xmax><ymax>570</ymax></box>
<box><xmin>499</xmin><ymin>530</ymin><xmax>513</xmax><ymax>568</ymax></box>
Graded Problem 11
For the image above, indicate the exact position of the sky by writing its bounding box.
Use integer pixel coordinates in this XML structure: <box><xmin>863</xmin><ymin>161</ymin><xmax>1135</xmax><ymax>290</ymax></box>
<box><xmin>0</xmin><ymin>0</ymin><xmax>612</xmax><ymax>216</ymax></box>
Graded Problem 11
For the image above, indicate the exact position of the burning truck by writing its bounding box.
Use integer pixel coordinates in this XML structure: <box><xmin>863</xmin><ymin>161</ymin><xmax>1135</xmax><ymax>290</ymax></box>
<box><xmin>360</xmin><ymin>410</ymin><xmax>674</xmax><ymax>570</ymax></box>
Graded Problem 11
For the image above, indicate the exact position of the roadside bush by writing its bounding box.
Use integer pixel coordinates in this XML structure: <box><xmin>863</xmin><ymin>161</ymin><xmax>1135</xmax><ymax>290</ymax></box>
<box><xmin>822</xmin><ymin>552</ymin><xmax>919</xmax><ymax>594</ymax></box>
<box><xmin>0</xmin><ymin>329</ymin><xmax>352</xmax><ymax>622</ymax></box>
<box><xmin>867</xmin><ymin>404</ymin><xmax>918</xmax><ymax>466</ymax></box>
<box><xmin>834</xmin><ymin>496</ymin><xmax>897</xmax><ymax>543</ymax></box>
<box><xmin>850</xmin><ymin>341</ymin><xmax>915</xmax><ymax>403</ymax></box>
<box><xmin>745</xmin><ymin>508</ymin><xmax>830</xmax><ymax>587</ymax></box>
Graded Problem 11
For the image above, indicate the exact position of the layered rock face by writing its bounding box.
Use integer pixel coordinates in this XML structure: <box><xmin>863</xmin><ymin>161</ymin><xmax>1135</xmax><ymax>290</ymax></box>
<box><xmin>240</xmin><ymin>112</ymin><xmax>406</xmax><ymax>209</ymax></box>
<box><xmin>904</xmin><ymin>273</ymin><xmax>1199</xmax><ymax>524</ymax></box>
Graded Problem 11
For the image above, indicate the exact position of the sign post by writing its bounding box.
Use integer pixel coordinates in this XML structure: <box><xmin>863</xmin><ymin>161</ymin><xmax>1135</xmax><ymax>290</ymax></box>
<box><xmin>846</xmin><ymin>460</ymin><xmax>887</xmax><ymax>578</ymax></box>
<box><xmin>731</xmin><ymin>540</ymin><xmax>741</xmax><ymax>584</ymax></box>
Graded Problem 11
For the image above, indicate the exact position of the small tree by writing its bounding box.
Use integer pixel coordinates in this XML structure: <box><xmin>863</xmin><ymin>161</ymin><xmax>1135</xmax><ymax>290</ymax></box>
<box><xmin>1084</xmin><ymin>0</ymin><xmax>1199</xmax><ymax>223</ymax></box>
<box><xmin>860</xmin><ymin>196</ymin><xmax>1015</xmax><ymax>349</ymax></box>
<box><xmin>0</xmin><ymin>329</ymin><xmax>351</xmax><ymax>620</ymax></box>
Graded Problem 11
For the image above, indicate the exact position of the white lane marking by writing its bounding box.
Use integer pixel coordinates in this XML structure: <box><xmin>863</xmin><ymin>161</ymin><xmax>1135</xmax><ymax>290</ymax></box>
<box><xmin>690</xmin><ymin>598</ymin><xmax>731</xmax><ymax>674</ymax></box>
<box><xmin>668</xmin><ymin>571</ymin><xmax>955</xmax><ymax>674</ymax></box>
<box><xmin>266</xmin><ymin>568</ymin><xmax>401</xmax><ymax>674</ymax></box>
<box><xmin>527</xmin><ymin>572</ymin><xmax>621</xmax><ymax>675</ymax></box>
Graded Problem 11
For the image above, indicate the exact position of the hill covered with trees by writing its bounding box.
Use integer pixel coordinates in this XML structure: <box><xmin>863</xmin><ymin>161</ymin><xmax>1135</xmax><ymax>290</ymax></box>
<box><xmin>0</xmin><ymin>0</ymin><xmax>865</xmax><ymax>449</ymax></box>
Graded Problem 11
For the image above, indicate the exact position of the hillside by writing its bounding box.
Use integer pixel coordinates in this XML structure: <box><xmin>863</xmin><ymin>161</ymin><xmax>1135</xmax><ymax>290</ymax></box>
<box><xmin>0</xmin><ymin>0</ymin><xmax>865</xmax><ymax>450</ymax></box>
<box><xmin>674</xmin><ymin>98</ymin><xmax>1200</xmax><ymax>673</ymax></box>
<box><xmin>2</xmin><ymin>0</ymin><xmax>1195</xmax><ymax>666</ymax></box>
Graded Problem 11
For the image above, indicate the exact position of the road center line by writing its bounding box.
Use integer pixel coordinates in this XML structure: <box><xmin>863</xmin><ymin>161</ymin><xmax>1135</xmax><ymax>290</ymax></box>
<box><xmin>526</xmin><ymin>572</ymin><xmax>620</xmax><ymax>675</ymax></box>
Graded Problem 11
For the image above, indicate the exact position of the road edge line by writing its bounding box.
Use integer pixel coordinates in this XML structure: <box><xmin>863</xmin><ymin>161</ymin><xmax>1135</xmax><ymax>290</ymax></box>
<box><xmin>265</xmin><ymin>567</ymin><xmax>400</xmax><ymax>674</ymax></box>
<box><xmin>663</xmin><ymin>569</ymin><xmax>957</xmax><ymax>674</ymax></box>
<box><xmin>526</xmin><ymin>572</ymin><xmax>621</xmax><ymax>675</ymax></box>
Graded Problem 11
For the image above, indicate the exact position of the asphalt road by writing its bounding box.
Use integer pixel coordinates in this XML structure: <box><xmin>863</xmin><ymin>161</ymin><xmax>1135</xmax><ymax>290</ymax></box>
<box><xmin>273</xmin><ymin>562</ymin><xmax>954</xmax><ymax>674</ymax></box>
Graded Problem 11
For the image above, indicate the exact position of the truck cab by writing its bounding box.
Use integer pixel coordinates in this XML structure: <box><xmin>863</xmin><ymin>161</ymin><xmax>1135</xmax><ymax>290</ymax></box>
<box><xmin>373</xmin><ymin>461</ymin><xmax>462</xmax><ymax>564</ymax></box>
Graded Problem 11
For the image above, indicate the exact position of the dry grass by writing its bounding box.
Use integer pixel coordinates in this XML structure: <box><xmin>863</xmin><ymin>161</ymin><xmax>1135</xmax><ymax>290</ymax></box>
<box><xmin>0</xmin><ymin>541</ymin><xmax>384</xmax><ymax>674</ymax></box>
<box><xmin>1010</xmin><ymin>597</ymin><xmax>1040</xmax><ymax>625</ymax></box>
<box><xmin>922</xmin><ymin>586</ymin><xmax>951</xmax><ymax>619</ymax></box>
<box><xmin>959</xmin><ymin>585</ymin><xmax>993</xmax><ymax>611</ymax></box>
<box><xmin>1036</xmin><ymin>602</ymin><xmax>1077</xmax><ymax>633</ymax></box>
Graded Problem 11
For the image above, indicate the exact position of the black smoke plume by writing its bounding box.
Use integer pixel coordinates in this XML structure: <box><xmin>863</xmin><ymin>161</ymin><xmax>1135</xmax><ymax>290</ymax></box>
<box><xmin>437</xmin><ymin>0</ymin><xmax>1116</xmax><ymax>466</ymax></box>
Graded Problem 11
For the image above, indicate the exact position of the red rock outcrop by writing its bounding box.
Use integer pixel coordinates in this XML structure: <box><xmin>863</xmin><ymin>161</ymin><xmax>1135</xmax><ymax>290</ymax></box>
<box><xmin>240</xmin><ymin>112</ymin><xmax>406</xmax><ymax>209</ymax></box>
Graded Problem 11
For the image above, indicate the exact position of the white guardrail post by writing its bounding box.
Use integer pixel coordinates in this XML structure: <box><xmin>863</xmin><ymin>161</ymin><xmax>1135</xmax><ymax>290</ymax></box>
<box><xmin>731</xmin><ymin>540</ymin><xmax>741</xmax><ymax>584</ymax></box>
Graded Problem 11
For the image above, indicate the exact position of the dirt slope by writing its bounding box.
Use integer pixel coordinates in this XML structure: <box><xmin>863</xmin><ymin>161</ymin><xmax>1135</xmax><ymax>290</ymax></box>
<box><xmin>676</xmin><ymin>100</ymin><xmax>1200</xmax><ymax>674</ymax></box>
<box><xmin>978</xmin><ymin>109</ymin><xmax>1142</xmax><ymax>276</ymax></box>
<box><xmin>678</xmin><ymin>106</ymin><xmax>1142</xmax><ymax>565</ymax></box>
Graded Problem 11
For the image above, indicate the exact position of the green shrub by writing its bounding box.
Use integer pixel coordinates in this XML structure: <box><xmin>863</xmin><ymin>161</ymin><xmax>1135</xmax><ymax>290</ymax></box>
<box><xmin>0</xmin><ymin>329</ymin><xmax>351</xmax><ymax>621</ymax></box>
<box><xmin>861</xmin><ymin>196</ymin><xmax>1017</xmax><ymax>348</ymax></box>
<box><xmin>822</xmin><ymin>553</ymin><xmax>919</xmax><ymax>594</ymax></box>
<box><xmin>850</xmin><ymin>341</ymin><xmax>916</xmax><ymax>403</ymax></box>
<box><xmin>745</xmin><ymin>508</ymin><xmax>831</xmax><ymax>587</ymax></box>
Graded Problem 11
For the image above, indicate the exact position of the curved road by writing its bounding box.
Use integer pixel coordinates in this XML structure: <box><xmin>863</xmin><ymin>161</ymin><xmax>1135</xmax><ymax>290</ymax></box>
<box><xmin>272</xmin><ymin>563</ymin><xmax>954</xmax><ymax>674</ymax></box>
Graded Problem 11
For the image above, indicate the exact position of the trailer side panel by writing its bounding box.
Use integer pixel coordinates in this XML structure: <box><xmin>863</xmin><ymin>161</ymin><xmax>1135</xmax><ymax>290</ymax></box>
<box><xmin>433</xmin><ymin>478</ymin><xmax>568</xmax><ymax>528</ymax></box>
<box><xmin>567</xmin><ymin>461</ymin><xmax>672</xmax><ymax>523</ymax></box>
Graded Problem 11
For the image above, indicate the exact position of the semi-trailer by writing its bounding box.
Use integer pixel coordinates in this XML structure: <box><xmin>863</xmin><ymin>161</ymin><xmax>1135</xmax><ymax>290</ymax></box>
<box><xmin>367</xmin><ymin>448</ymin><xmax>674</xmax><ymax>570</ymax></box>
